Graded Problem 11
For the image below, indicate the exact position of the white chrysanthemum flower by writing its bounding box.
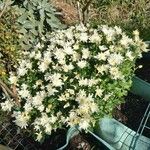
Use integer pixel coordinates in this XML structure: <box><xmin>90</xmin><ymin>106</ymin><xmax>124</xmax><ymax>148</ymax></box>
<box><xmin>103</xmin><ymin>93</ymin><xmax>112</xmax><ymax>101</ymax></box>
<box><xmin>126</xmin><ymin>51</ymin><xmax>134</xmax><ymax>60</ymax></box>
<box><xmin>30</xmin><ymin>51</ymin><xmax>36</xmax><ymax>58</ymax></box>
<box><xmin>18</xmin><ymin>89</ymin><xmax>30</xmax><ymax>98</ymax></box>
<box><xmin>79</xmin><ymin>32</ymin><xmax>88</xmax><ymax>42</ymax></box>
<box><xmin>58</xmin><ymin>94</ymin><xmax>66</xmax><ymax>101</ymax></box>
<box><xmin>82</xmin><ymin>48</ymin><xmax>90</xmax><ymax>59</ymax></box>
<box><xmin>63</xmin><ymin>63</ymin><xmax>74</xmax><ymax>72</ymax></box>
<box><xmin>101</xmin><ymin>25</ymin><xmax>109</xmax><ymax>34</ymax></box>
<box><xmin>102</xmin><ymin>26</ymin><xmax>115</xmax><ymax>41</ymax></box>
<box><xmin>9</xmin><ymin>75</ymin><xmax>18</xmax><ymax>85</ymax></box>
<box><xmin>32</xmin><ymin>92</ymin><xmax>46</xmax><ymax>106</ymax></box>
<box><xmin>18</xmin><ymin>84</ymin><xmax>30</xmax><ymax>98</ymax></box>
<box><xmin>45</xmin><ymin>124</ymin><xmax>52</xmax><ymax>135</ymax></box>
<box><xmin>1</xmin><ymin>99</ymin><xmax>14</xmax><ymax>111</ymax></box>
<box><xmin>54</xmin><ymin>48</ymin><xmax>66</xmax><ymax>60</ymax></box>
<box><xmin>133</xmin><ymin>30</ymin><xmax>139</xmax><ymax>36</ymax></box>
<box><xmin>21</xmin><ymin>83</ymin><xmax>28</xmax><ymax>89</ymax></box>
<box><xmin>78</xmin><ymin>104</ymin><xmax>90</xmax><ymax>114</ymax></box>
<box><xmin>120</xmin><ymin>35</ymin><xmax>133</xmax><ymax>46</ymax></box>
<box><xmin>87</xmin><ymin>94</ymin><xmax>95</xmax><ymax>102</ymax></box>
<box><xmin>79</xmin><ymin>78</ymin><xmax>88</xmax><ymax>86</ymax></box>
<box><xmin>77</xmin><ymin>89</ymin><xmax>86</xmax><ymax>97</ymax></box>
<box><xmin>99</xmin><ymin>45</ymin><xmax>108</xmax><ymax>51</ymax></box>
<box><xmin>133</xmin><ymin>30</ymin><xmax>140</xmax><ymax>42</ymax></box>
<box><xmin>108</xmin><ymin>53</ymin><xmax>123</xmax><ymax>66</ymax></box>
<box><xmin>114</xmin><ymin>26</ymin><xmax>122</xmax><ymax>34</ymax></box>
<box><xmin>17</xmin><ymin>67</ymin><xmax>27</xmax><ymax>76</ymax></box>
<box><xmin>44</xmin><ymin>51</ymin><xmax>52</xmax><ymax>59</ymax></box>
<box><xmin>35</xmin><ymin>79</ymin><xmax>43</xmax><ymax>87</ymax></box>
<box><xmin>64</xmin><ymin>102</ymin><xmax>70</xmax><ymax>108</ymax></box>
<box><xmin>79</xmin><ymin>119</ymin><xmax>90</xmax><ymax>130</ymax></box>
<box><xmin>66</xmin><ymin>116</ymin><xmax>76</xmax><ymax>126</ymax></box>
<box><xmin>65</xmin><ymin>92</ymin><xmax>70</xmax><ymax>99</ymax></box>
<box><xmin>50</xmin><ymin>115</ymin><xmax>57</xmax><ymax>124</ymax></box>
<box><xmin>39</xmin><ymin>113</ymin><xmax>50</xmax><ymax>126</ymax></box>
<box><xmin>90</xmin><ymin>102</ymin><xmax>98</xmax><ymax>113</ymax></box>
<box><xmin>26</xmin><ymin>63</ymin><xmax>32</xmax><ymax>70</ymax></box>
<box><xmin>67</xmin><ymin>89</ymin><xmax>75</xmax><ymax>95</ymax></box>
<box><xmin>96</xmin><ymin>65</ymin><xmax>108</xmax><ymax>74</ymax></box>
<box><xmin>109</xmin><ymin>67</ymin><xmax>123</xmax><ymax>80</ymax></box>
<box><xmin>35</xmin><ymin>42</ymin><xmax>42</xmax><ymax>49</ymax></box>
<box><xmin>38</xmin><ymin>58</ymin><xmax>51</xmax><ymax>72</ymax></box>
<box><xmin>73</xmin><ymin>44</ymin><xmax>79</xmax><ymax>50</ymax></box>
<box><xmin>65</xmin><ymin>29</ymin><xmax>73</xmax><ymax>39</ymax></box>
<box><xmin>77</xmin><ymin>60</ymin><xmax>87</xmax><ymax>68</ymax></box>
<box><xmin>24</xmin><ymin>102</ymin><xmax>32</xmax><ymax>112</ymax></box>
<box><xmin>140</xmin><ymin>42</ymin><xmax>149</xmax><ymax>52</ymax></box>
<box><xmin>36</xmin><ymin>132</ymin><xmax>43</xmax><ymax>142</ymax></box>
<box><xmin>90</xmin><ymin>30</ymin><xmax>101</xmax><ymax>43</ymax></box>
<box><xmin>51</xmin><ymin>73</ymin><xmax>64</xmax><ymax>87</ymax></box>
<box><xmin>46</xmin><ymin>84</ymin><xmax>58</xmax><ymax>96</ymax></box>
<box><xmin>72</xmin><ymin>51</ymin><xmax>80</xmax><ymax>61</ymax></box>
<box><xmin>35</xmin><ymin>51</ymin><xmax>42</xmax><ymax>59</ymax></box>
<box><xmin>13</xmin><ymin>112</ymin><xmax>29</xmax><ymax>129</ymax></box>
<box><xmin>64</xmin><ymin>46</ymin><xmax>73</xmax><ymax>55</ymax></box>
<box><xmin>37</xmin><ymin>105</ymin><xmax>44</xmax><ymax>112</ymax></box>
<box><xmin>96</xmin><ymin>52</ymin><xmax>107</xmax><ymax>61</ymax></box>
<box><xmin>19</xmin><ymin>60</ymin><xmax>27</xmax><ymax>67</ymax></box>
<box><xmin>34</xmin><ymin>125</ymin><xmax>40</xmax><ymax>131</ymax></box>
<box><xmin>88</xmin><ymin>79</ymin><xmax>98</xmax><ymax>87</ymax></box>
<box><xmin>95</xmin><ymin>88</ymin><xmax>103</xmax><ymax>97</ymax></box>
<box><xmin>46</xmin><ymin>104</ymin><xmax>52</xmax><ymax>113</ymax></box>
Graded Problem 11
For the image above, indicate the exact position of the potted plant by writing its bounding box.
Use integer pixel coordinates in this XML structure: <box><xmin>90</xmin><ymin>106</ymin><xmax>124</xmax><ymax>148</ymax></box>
<box><xmin>0</xmin><ymin>23</ymin><xmax>149</xmax><ymax>149</ymax></box>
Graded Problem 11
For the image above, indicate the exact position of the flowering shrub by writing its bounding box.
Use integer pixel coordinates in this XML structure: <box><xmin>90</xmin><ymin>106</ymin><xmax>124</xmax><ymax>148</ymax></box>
<box><xmin>1</xmin><ymin>24</ymin><xmax>148</xmax><ymax>141</ymax></box>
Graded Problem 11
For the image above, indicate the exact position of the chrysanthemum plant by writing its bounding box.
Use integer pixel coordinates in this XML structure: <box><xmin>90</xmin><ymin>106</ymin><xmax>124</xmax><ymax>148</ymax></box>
<box><xmin>1</xmin><ymin>24</ymin><xmax>148</xmax><ymax>142</ymax></box>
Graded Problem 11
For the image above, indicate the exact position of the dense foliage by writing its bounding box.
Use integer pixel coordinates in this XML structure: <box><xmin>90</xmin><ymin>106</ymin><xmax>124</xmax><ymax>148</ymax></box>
<box><xmin>1</xmin><ymin>24</ymin><xmax>148</xmax><ymax>141</ymax></box>
<box><xmin>0</xmin><ymin>0</ymin><xmax>64</xmax><ymax>78</ymax></box>
<box><xmin>0</xmin><ymin>1</ymin><xmax>20</xmax><ymax>81</ymax></box>
<box><xmin>15</xmin><ymin>0</ymin><xmax>65</xmax><ymax>51</ymax></box>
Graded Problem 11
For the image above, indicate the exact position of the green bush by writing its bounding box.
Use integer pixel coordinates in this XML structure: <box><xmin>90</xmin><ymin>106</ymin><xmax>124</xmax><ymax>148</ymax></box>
<box><xmin>0</xmin><ymin>1</ymin><xmax>20</xmax><ymax>81</ymax></box>
<box><xmin>1</xmin><ymin>24</ymin><xmax>148</xmax><ymax>141</ymax></box>
<box><xmin>91</xmin><ymin>0</ymin><xmax>150</xmax><ymax>40</ymax></box>
<box><xmin>15</xmin><ymin>0</ymin><xmax>65</xmax><ymax>51</ymax></box>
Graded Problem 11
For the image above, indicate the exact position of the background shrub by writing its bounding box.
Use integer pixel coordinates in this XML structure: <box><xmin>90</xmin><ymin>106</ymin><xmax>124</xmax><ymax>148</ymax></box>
<box><xmin>0</xmin><ymin>1</ymin><xmax>20</xmax><ymax>81</ymax></box>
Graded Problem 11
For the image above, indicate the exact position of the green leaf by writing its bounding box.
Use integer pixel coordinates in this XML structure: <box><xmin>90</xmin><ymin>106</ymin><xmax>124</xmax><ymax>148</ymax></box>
<box><xmin>38</xmin><ymin>21</ymin><xmax>44</xmax><ymax>35</ymax></box>
<box><xmin>39</xmin><ymin>8</ymin><xmax>45</xmax><ymax>21</ymax></box>
<box><xmin>19</xmin><ymin>28</ymin><xmax>27</xmax><ymax>34</ymax></box>
<box><xmin>23</xmin><ymin>21</ymin><xmax>34</xmax><ymax>29</ymax></box>
<box><xmin>18</xmin><ymin>14</ymin><xmax>28</xmax><ymax>24</ymax></box>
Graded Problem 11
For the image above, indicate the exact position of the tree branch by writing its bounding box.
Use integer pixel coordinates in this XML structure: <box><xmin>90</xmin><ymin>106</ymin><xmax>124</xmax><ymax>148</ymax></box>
<box><xmin>0</xmin><ymin>79</ymin><xmax>20</xmax><ymax>106</ymax></box>
<box><xmin>0</xmin><ymin>1</ymin><xmax>9</xmax><ymax>18</ymax></box>
<box><xmin>0</xmin><ymin>79</ymin><xmax>15</xmax><ymax>97</ymax></box>
<box><xmin>82</xmin><ymin>0</ymin><xmax>93</xmax><ymax>13</ymax></box>
<box><xmin>77</xmin><ymin>1</ymin><xmax>82</xmax><ymax>24</ymax></box>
